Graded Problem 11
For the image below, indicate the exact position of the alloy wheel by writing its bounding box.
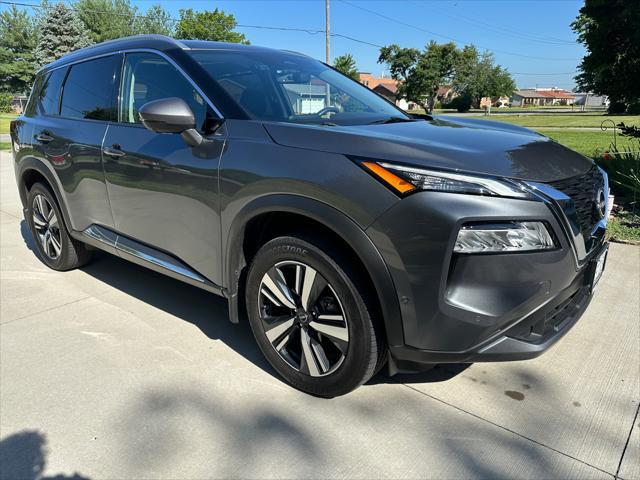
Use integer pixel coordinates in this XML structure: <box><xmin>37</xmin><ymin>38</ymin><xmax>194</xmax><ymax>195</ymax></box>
<box><xmin>32</xmin><ymin>194</ymin><xmax>62</xmax><ymax>260</ymax></box>
<box><xmin>258</xmin><ymin>260</ymin><xmax>349</xmax><ymax>377</ymax></box>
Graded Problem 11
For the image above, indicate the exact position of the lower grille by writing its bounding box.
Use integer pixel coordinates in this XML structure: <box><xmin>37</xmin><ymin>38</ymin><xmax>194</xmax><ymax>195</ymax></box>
<box><xmin>548</xmin><ymin>165</ymin><xmax>604</xmax><ymax>240</ymax></box>
<box><xmin>511</xmin><ymin>286</ymin><xmax>590</xmax><ymax>343</ymax></box>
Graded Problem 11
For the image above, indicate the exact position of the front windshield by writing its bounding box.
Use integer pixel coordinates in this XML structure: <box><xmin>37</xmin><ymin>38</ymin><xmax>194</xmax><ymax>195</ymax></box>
<box><xmin>189</xmin><ymin>49</ymin><xmax>407</xmax><ymax>126</ymax></box>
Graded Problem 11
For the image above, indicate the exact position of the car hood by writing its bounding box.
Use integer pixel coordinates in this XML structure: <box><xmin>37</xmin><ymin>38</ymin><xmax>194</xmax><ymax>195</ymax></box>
<box><xmin>262</xmin><ymin>116</ymin><xmax>593</xmax><ymax>182</ymax></box>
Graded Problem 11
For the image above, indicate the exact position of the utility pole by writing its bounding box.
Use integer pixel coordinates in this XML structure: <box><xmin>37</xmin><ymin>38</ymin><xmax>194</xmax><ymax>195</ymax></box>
<box><xmin>325</xmin><ymin>0</ymin><xmax>331</xmax><ymax>106</ymax></box>
<box><xmin>325</xmin><ymin>0</ymin><xmax>330</xmax><ymax>64</ymax></box>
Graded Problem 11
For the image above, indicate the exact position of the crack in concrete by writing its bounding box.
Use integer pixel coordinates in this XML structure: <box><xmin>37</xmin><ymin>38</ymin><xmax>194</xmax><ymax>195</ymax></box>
<box><xmin>401</xmin><ymin>382</ymin><xmax>617</xmax><ymax>478</ymax></box>
<box><xmin>0</xmin><ymin>296</ymin><xmax>92</xmax><ymax>325</ymax></box>
<box><xmin>615</xmin><ymin>401</ymin><xmax>640</xmax><ymax>479</ymax></box>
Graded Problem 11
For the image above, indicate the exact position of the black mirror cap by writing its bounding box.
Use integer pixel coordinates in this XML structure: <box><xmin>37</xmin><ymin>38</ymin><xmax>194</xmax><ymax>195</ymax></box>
<box><xmin>138</xmin><ymin>97</ymin><xmax>196</xmax><ymax>134</ymax></box>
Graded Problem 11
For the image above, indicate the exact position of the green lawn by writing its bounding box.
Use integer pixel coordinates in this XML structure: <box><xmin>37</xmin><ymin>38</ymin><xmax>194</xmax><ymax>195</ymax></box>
<box><xmin>607</xmin><ymin>211</ymin><xmax>640</xmax><ymax>244</ymax></box>
<box><xmin>1</xmin><ymin>113</ymin><xmax>18</xmax><ymax>135</ymax></box>
<box><xmin>534</xmin><ymin>129</ymin><xmax>635</xmax><ymax>157</ymax></box>
<box><xmin>477</xmin><ymin>113</ymin><xmax>639</xmax><ymax>128</ymax></box>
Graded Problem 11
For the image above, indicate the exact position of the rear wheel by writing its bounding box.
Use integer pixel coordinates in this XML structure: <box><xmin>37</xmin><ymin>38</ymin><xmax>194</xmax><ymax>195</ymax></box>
<box><xmin>246</xmin><ymin>235</ymin><xmax>383</xmax><ymax>397</ymax></box>
<box><xmin>26</xmin><ymin>182</ymin><xmax>92</xmax><ymax>271</ymax></box>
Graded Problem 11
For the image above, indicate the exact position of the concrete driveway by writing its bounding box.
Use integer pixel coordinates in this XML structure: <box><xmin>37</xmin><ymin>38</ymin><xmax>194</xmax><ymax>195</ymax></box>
<box><xmin>0</xmin><ymin>151</ymin><xmax>638</xmax><ymax>479</ymax></box>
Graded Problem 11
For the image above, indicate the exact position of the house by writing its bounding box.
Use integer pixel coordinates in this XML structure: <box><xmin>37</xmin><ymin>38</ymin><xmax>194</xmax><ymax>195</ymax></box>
<box><xmin>573</xmin><ymin>93</ymin><xmax>609</xmax><ymax>108</ymax></box>
<box><xmin>436</xmin><ymin>86</ymin><xmax>456</xmax><ymax>104</ymax></box>
<box><xmin>371</xmin><ymin>83</ymin><xmax>411</xmax><ymax>110</ymax></box>
<box><xmin>10</xmin><ymin>95</ymin><xmax>27</xmax><ymax>113</ymax></box>
<box><xmin>511</xmin><ymin>88</ymin><xmax>575</xmax><ymax>107</ymax></box>
<box><xmin>358</xmin><ymin>72</ymin><xmax>417</xmax><ymax>110</ymax></box>
<box><xmin>281</xmin><ymin>83</ymin><xmax>327</xmax><ymax>114</ymax></box>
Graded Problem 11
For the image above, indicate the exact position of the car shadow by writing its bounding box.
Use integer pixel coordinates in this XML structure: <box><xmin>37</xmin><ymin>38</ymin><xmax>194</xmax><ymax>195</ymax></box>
<box><xmin>20</xmin><ymin>219</ymin><xmax>469</xmax><ymax>389</ymax></box>
<box><xmin>368</xmin><ymin>363</ymin><xmax>471</xmax><ymax>385</ymax></box>
<box><xmin>20</xmin><ymin>220</ymin><xmax>274</xmax><ymax>380</ymax></box>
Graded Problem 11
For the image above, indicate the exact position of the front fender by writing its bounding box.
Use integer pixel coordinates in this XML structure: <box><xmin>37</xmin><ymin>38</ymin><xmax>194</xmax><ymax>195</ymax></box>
<box><xmin>224</xmin><ymin>194</ymin><xmax>404</xmax><ymax>347</ymax></box>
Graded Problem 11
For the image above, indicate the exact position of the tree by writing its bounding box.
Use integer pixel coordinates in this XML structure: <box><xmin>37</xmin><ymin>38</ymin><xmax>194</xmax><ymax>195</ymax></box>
<box><xmin>333</xmin><ymin>54</ymin><xmax>359</xmax><ymax>80</ymax></box>
<box><xmin>379</xmin><ymin>41</ymin><xmax>458</xmax><ymax>113</ymax></box>
<box><xmin>175</xmin><ymin>8</ymin><xmax>249</xmax><ymax>44</ymax></box>
<box><xmin>453</xmin><ymin>49</ymin><xmax>515</xmax><ymax>114</ymax></box>
<box><xmin>572</xmin><ymin>0</ymin><xmax>640</xmax><ymax>111</ymax></box>
<box><xmin>134</xmin><ymin>4</ymin><xmax>174</xmax><ymax>36</ymax></box>
<box><xmin>34</xmin><ymin>3</ymin><xmax>92</xmax><ymax>69</ymax></box>
<box><xmin>75</xmin><ymin>0</ymin><xmax>137</xmax><ymax>43</ymax></box>
<box><xmin>0</xmin><ymin>5</ymin><xmax>37</xmax><ymax>93</ymax></box>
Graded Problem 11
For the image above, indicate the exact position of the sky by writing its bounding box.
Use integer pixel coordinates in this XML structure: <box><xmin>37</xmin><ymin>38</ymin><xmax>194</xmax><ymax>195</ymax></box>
<box><xmin>4</xmin><ymin>0</ymin><xmax>588</xmax><ymax>90</ymax></box>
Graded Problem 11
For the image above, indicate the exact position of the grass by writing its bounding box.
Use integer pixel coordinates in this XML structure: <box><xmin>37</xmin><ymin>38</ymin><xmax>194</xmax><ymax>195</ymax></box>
<box><xmin>534</xmin><ymin>129</ymin><xmax>636</xmax><ymax>157</ymax></box>
<box><xmin>0</xmin><ymin>113</ymin><xmax>18</xmax><ymax>135</ymax></box>
<box><xmin>0</xmin><ymin>142</ymin><xmax>10</xmax><ymax>151</ymax></box>
<box><xmin>607</xmin><ymin>211</ymin><xmax>640</xmax><ymax>244</ymax></box>
<box><xmin>477</xmin><ymin>114</ymin><xmax>640</xmax><ymax>128</ymax></box>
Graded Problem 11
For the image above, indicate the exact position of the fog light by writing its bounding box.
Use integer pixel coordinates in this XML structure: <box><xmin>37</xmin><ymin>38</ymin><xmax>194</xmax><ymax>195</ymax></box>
<box><xmin>454</xmin><ymin>222</ymin><xmax>555</xmax><ymax>253</ymax></box>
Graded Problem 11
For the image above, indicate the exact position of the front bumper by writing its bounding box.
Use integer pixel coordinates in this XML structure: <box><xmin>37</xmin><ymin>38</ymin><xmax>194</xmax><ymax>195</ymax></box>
<box><xmin>365</xmin><ymin>190</ymin><xmax>607</xmax><ymax>373</ymax></box>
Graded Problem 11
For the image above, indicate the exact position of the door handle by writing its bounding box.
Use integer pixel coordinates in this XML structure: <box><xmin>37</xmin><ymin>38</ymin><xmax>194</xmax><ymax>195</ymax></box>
<box><xmin>102</xmin><ymin>146</ymin><xmax>126</xmax><ymax>158</ymax></box>
<box><xmin>35</xmin><ymin>132</ymin><xmax>54</xmax><ymax>143</ymax></box>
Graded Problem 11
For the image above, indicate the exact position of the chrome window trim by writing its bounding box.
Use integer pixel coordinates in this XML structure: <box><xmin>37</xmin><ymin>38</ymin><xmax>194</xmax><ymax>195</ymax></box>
<box><xmin>40</xmin><ymin>48</ymin><xmax>224</xmax><ymax>120</ymax></box>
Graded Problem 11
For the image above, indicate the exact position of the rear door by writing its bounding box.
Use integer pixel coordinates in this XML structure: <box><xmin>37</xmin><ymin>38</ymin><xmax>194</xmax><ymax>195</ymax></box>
<box><xmin>30</xmin><ymin>55</ymin><xmax>121</xmax><ymax>232</ymax></box>
<box><xmin>102</xmin><ymin>51</ymin><xmax>225</xmax><ymax>285</ymax></box>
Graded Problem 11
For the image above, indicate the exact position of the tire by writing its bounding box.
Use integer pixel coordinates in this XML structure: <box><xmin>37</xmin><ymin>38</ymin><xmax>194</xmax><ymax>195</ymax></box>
<box><xmin>245</xmin><ymin>235</ymin><xmax>384</xmax><ymax>397</ymax></box>
<box><xmin>26</xmin><ymin>182</ymin><xmax>92</xmax><ymax>271</ymax></box>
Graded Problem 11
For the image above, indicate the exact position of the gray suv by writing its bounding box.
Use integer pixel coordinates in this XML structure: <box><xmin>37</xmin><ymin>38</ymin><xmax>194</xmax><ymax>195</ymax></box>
<box><xmin>11</xmin><ymin>35</ymin><xmax>609</xmax><ymax>397</ymax></box>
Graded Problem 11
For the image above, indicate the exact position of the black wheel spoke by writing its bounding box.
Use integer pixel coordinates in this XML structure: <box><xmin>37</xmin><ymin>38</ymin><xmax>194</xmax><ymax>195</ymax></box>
<box><xmin>262</xmin><ymin>267</ymin><xmax>297</xmax><ymax>309</ymax></box>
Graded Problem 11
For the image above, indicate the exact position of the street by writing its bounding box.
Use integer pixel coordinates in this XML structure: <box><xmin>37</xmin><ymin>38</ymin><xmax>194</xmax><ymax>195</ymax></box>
<box><xmin>0</xmin><ymin>151</ymin><xmax>638</xmax><ymax>479</ymax></box>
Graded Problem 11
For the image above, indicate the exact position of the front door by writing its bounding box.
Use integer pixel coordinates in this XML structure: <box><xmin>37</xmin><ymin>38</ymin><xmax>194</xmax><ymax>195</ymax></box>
<box><xmin>103</xmin><ymin>52</ymin><xmax>225</xmax><ymax>285</ymax></box>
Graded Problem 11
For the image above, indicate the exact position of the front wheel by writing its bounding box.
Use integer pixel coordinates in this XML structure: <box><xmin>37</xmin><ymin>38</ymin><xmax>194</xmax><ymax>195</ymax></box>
<box><xmin>245</xmin><ymin>235</ymin><xmax>383</xmax><ymax>397</ymax></box>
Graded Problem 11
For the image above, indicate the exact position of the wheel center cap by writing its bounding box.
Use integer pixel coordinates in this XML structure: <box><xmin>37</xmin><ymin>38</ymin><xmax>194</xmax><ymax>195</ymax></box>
<box><xmin>296</xmin><ymin>309</ymin><xmax>310</xmax><ymax>325</ymax></box>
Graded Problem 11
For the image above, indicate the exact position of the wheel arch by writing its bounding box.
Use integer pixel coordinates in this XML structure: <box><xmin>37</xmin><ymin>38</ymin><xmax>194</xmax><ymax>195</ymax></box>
<box><xmin>16</xmin><ymin>157</ymin><xmax>73</xmax><ymax>231</ymax></box>
<box><xmin>224</xmin><ymin>194</ymin><xmax>404</xmax><ymax>347</ymax></box>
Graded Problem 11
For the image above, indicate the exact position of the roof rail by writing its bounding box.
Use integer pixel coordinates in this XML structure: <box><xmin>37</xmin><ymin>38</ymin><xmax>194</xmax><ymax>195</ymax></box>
<box><xmin>38</xmin><ymin>34</ymin><xmax>189</xmax><ymax>73</ymax></box>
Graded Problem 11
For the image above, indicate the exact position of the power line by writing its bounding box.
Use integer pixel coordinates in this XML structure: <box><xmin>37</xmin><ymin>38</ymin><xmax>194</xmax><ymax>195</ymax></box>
<box><xmin>335</xmin><ymin>0</ymin><xmax>580</xmax><ymax>61</ymax></box>
<box><xmin>424</xmin><ymin>4</ymin><xmax>576</xmax><ymax>45</ymax></box>
<box><xmin>1</xmin><ymin>0</ymin><xmax>384</xmax><ymax>46</ymax></box>
<box><xmin>511</xmin><ymin>71</ymin><xmax>578</xmax><ymax>75</ymax></box>
<box><xmin>0</xmin><ymin>0</ymin><xmax>579</xmax><ymax>65</ymax></box>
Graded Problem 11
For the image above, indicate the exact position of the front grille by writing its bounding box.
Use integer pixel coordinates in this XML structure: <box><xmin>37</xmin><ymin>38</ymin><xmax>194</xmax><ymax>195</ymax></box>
<box><xmin>548</xmin><ymin>165</ymin><xmax>604</xmax><ymax>240</ymax></box>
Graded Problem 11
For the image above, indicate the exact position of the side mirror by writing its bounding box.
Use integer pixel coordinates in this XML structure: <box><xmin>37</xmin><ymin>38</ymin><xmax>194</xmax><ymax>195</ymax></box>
<box><xmin>138</xmin><ymin>97</ymin><xmax>203</xmax><ymax>147</ymax></box>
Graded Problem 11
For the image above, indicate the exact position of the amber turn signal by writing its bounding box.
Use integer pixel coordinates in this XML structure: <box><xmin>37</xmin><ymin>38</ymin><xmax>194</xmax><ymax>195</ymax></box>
<box><xmin>361</xmin><ymin>161</ymin><xmax>415</xmax><ymax>194</ymax></box>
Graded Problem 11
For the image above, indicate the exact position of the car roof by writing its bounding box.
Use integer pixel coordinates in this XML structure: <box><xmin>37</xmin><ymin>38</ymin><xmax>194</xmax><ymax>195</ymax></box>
<box><xmin>41</xmin><ymin>34</ymin><xmax>306</xmax><ymax>73</ymax></box>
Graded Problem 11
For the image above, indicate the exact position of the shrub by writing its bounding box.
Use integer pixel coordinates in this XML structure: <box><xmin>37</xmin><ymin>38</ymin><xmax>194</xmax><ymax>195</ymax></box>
<box><xmin>0</xmin><ymin>93</ymin><xmax>13</xmax><ymax>113</ymax></box>
<box><xmin>608</xmin><ymin>101</ymin><xmax>627</xmax><ymax>114</ymax></box>
<box><xmin>597</xmin><ymin>124</ymin><xmax>640</xmax><ymax>200</ymax></box>
<box><xmin>626</xmin><ymin>102</ymin><xmax>640</xmax><ymax>115</ymax></box>
<box><xmin>449</xmin><ymin>95</ymin><xmax>472</xmax><ymax>113</ymax></box>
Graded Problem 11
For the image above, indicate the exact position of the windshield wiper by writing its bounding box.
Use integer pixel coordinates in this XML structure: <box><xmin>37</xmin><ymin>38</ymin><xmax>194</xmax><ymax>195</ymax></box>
<box><xmin>368</xmin><ymin>116</ymin><xmax>417</xmax><ymax>125</ymax></box>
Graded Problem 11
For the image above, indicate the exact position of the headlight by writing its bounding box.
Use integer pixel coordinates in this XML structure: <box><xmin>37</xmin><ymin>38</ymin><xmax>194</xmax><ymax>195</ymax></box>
<box><xmin>360</xmin><ymin>161</ymin><xmax>533</xmax><ymax>199</ymax></box>
<box><xmin>454</xmin><ymin>222</ymin><xmax>556</xmax><ymax>253</ymax></box>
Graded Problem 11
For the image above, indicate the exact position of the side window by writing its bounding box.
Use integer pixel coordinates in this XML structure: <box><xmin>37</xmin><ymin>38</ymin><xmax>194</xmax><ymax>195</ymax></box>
<box><xmin>26</xmin><ymin>68</ymin><xmax>67</xmax><ymax>117</ymax></box>
<box><xmin>61</xmin><ymin>55</ymin><xmax>119</xmax><ymax>121</ymax></box>
<box><xmin>119</xmin><ymin>52</ymin><xmax>208</xmax><ymax>130</ymax></box>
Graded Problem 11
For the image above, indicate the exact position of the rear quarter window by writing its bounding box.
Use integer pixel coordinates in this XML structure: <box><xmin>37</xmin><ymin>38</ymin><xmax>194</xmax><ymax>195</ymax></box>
<box><xmin>25</xmin><ymin>68</ymin><xmax>67</xmax><ymax>117</ymax></box>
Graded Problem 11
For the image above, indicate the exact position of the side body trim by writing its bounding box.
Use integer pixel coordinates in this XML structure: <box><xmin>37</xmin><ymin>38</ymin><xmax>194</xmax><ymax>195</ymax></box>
<box><xmin>81</xmin><ymin>224</ymin><xmax>225</xmax><ymax>296</ymax></box>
